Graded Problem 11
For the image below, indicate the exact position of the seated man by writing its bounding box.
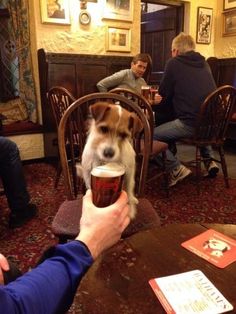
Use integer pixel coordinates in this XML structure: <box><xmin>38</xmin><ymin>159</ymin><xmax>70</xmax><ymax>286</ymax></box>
<box><xmin>154</xmin><ymin>32</ymin><xmax>219</xmax><ymax>187</ymax></box>
<box><xmin>97</xmin><ymin>53</ymin><xmax>150</xmax><ymax>94</ymax></box>
<box><xmin>0</xmin><ymin>136</ymin><xmax>37</xmax><ymax>228</ymax></box>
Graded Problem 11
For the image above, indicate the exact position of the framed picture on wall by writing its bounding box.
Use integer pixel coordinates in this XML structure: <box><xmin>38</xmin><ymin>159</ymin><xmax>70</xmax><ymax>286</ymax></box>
<box><xmin>106</xmin><ymin>27</ymin><xmax>131</xmax><ymax>52</ymax></box>
<box><xmin>196</xmin><ymin>7</ymin><xmax>213</xmax><ymax>44</ymax></box>
<box><xmin>102</xmin><ymin>0</ymin><xmax>133</xmax><ymax>22</ymax></box>
<box><xmin>224</xmin><ymin>0</ymin><xmax>236</xmax><ymax>10</ymax></box>
<box><xmin>223</xmin><ymin>9</ymin><xmax>236</xmax><ymax>36</ymax></box>
<box><xmin>40</xmin><ymin>0</ymin><xmax>71</xmax><ymax>25</ymax></box>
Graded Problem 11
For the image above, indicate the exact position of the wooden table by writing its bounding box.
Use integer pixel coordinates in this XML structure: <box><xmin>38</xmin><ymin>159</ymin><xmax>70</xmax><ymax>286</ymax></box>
<box><xmin>77</xmin><ymin>224</ymin><xmax>236</xmax><ymax>314</ymax></box>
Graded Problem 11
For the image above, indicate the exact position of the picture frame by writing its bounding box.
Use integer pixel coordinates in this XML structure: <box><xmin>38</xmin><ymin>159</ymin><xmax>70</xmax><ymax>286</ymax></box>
<box><xmin>196</xmin><ymin>7</ymin><xmax>213</xmax><ymax>44</ymax></box>
<box><xmin>223</xmin><ymin>9</ymin><xmax>236</xmax><ymax>36</ymax></box>
<box><xmin>106</xmin><ymin>27</ymin><xmax>131</xmax><ymax>52</ymax></box>
<box><xmin>102</xmin><ymin>0</ymin><xmax>133</xmax><ymax>22</ymax></box>
<box><xmin>224</xmin><ymin>0</ymin><xmax>236</xmax><ymax>11</ymax></box>
<box><xmin>40</xmin><ymin>0</ymin><xmax>71</xmax><ymax>25</ymax></box>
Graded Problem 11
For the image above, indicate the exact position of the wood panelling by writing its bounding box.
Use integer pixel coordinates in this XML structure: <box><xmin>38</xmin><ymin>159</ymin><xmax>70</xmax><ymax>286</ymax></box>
<box><xmin>37</xmin><ymin>49</ymin><xmax>136</xmax><ymax>156</ymax></box>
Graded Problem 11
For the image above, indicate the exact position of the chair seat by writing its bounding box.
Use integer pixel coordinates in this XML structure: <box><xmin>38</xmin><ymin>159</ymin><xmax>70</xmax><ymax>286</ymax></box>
<box><xmin>122</xmin><ymin>198</ymin><xmax>160</xmax><ymax>238</ymax></box>
<box><xmin>52</xmin><ymin>196</ymin><xmax>83</xmax><ymax>240</ymax></box>
<box><xmin>52</xmin><ymin>196</ymin><xmax>160</xmax><ymax>240</ymax></box>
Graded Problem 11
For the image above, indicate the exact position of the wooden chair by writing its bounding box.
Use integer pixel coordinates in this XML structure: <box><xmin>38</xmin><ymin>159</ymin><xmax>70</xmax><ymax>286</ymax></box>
<box><xmin>52</xmin><ymin>92</ymin><xmax>161</xmax><ymax>243</ymax></box>
<box><xmin>47</xmin><ymin>86</ymin><xmax>76</xmax><ymax>188</ymax></box>
<box><xmin>110</xmin><ymin>88</ymin><xmax>169</xmax><ymax>196</ymax></box>
<box><xmin>181</xmin><ymin>85</ymin><xmax>236</xmax><ymax>193</ymax></box>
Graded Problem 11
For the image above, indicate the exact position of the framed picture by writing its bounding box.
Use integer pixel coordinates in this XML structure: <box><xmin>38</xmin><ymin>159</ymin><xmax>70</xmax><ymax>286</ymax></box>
<box><xmin>102</xmin><ymin>0</ymin><xmax>133</xmax><ymax>22</ymax></box>
<box><xmin>224</xmin><ymin>0</ymin><xmax>236</xmax><ymax>10</ymax></box>
<box><xmin>196</xmin><ymin>7</ymin><xmax>213</xmax><ymax>44</ymax></box>
<box><xmin>40</xmin><ymin>0</ymin><xmax>71</xmax><ymax>25</ymax></box>
<box><xmin>223</xmin><ymin>9</ymin><xmax>236</xmax><ymax>36</ymax></box>
<box><xmin>106</xmin><ymin>27</ymin><xmax>131</xmax><ymax>52</ymax></box>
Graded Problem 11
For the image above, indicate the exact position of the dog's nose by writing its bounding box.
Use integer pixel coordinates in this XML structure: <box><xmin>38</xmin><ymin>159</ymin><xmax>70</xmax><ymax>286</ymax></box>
<box><xmin>103</xmin><ymin>148</ymin><xmax>115</xmax><ymax>158</ymax></box>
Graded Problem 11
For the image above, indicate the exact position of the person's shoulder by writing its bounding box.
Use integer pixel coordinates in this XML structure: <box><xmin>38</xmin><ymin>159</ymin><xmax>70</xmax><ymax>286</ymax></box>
<box><xmin>167</xmin><ymin>57</ymin><xmax>178</xmax><ymax>66</ymax></box>
<box><xmin>164</xmin><ymin>58</ymin><xmax>178</xmax><ymax>71</ymax></box>
<box><xmin>114</xmin><ymin>69</ymin><xmax>130</xmax><ymax>76</ymax></box>
<box><xmin>118</xmin><ymin>68</ymin><xmax>130</xmax><ymax>73</ymax></box>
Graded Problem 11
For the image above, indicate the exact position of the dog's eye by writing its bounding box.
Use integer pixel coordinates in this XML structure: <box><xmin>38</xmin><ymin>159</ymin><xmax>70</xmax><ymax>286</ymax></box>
<box><xmin>100</xmin><ymin>126</ymin><xmax>109</xmax><ymax>134</ymax></box>
<box><xmin>119</xmin><ymin>132</ymin><xmax>128</xmax><ymax>139</ymax></box>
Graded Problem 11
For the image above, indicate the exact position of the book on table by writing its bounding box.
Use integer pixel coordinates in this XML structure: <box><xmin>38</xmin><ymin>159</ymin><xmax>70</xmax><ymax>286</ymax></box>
<box><xmin>149</xmin><ymin>269</ymin><xmax>233</xmax><ymax>314</ymax></box>
<box><xmin>181</xmin><ymin>229</ymin><xmax>236</xmax><ymax>268</ymax></box>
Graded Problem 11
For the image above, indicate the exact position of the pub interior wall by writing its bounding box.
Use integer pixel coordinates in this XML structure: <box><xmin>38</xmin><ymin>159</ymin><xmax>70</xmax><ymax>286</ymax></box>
<box><xmin>17</xmin><ymin>0</ymin><xmax>235</xmax><ymax>159</ymax></box>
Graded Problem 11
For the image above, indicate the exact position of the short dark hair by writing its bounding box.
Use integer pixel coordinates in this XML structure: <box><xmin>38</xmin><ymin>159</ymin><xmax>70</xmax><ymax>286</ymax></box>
<box><xmin>132</xmin><ymin>53</ymin><xmax>151</xmax><ymax>64</ymax></box>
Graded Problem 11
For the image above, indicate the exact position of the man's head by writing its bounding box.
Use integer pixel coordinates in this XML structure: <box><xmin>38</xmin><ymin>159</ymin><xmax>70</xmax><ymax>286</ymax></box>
<box><xmin>131</xmin><ymin>53</ymin><xmax>150</xmax><ymax>78</ymax></box>
<box><xmin>171</xmin><ymin>32</ymin><xmax>195</xmax><ymax>57</ymax></box>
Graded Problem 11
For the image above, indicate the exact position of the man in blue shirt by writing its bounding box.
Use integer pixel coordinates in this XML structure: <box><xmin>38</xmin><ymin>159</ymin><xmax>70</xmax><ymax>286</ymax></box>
<box><xmin>0</xmin><ymin>189</ymin><xmax>130</xmax><ymax>313</ymax></box>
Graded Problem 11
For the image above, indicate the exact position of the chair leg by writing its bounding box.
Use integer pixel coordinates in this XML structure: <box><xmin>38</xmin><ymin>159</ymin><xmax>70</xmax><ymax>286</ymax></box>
<box><xmin>196</xmin><ymin>147</ymin><xmax>201</xmax><ymax>195</ymax></box>
<box><xmin>162</xmin><ymin>151</ymin><xmax>169</xmax><ymax>197</ymax></box>
<box><xmin>219</xmin><ymin>146</ymin><xmax>230</xmax><ymax>188</ymax></box>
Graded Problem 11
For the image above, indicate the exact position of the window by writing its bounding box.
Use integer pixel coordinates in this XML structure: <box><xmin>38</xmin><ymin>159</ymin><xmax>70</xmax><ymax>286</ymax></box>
<box><xmin>0</xmin><ymin>8</ymin><xmax>19</xmax><ymax>101</ymax></box>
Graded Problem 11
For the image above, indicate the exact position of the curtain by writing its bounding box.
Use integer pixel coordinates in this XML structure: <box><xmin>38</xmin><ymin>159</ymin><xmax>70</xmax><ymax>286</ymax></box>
<box><xmin>7</xmin><ymin>0</ymin><xmax>37</xmax><ymax>123</ymax></box>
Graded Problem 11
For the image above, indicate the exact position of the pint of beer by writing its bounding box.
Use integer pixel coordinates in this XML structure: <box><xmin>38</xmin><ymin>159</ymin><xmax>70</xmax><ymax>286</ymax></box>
<box><xmin>91</xmin><ymin>163</ymin><xmax>125</xmax><ymax>207</ymax></box>
<box><xmin>141</xmin><ymin>85</ymin><xmax>150</xmax><ymax>100</ymax></box>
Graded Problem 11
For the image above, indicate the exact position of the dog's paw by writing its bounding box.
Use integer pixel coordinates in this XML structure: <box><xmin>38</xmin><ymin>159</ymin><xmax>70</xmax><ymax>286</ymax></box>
<box><xmin>133</xmin><ymin>197</ymin><xmax>138</xmax><ymax>205</ymax></box>
<box><xmin>76</xmin><ymin>163</ymin><xmax>83</xmax><ymax>177</ymax></box>
<box><xmin>129</xmin><ymin>203</ymin><xmax>137</xmax><ymax>219</ymax></box>
<box><xmin>129</xmin><ymin>196</ymin><xmax>138</xmax><ymax>205</ymax></box>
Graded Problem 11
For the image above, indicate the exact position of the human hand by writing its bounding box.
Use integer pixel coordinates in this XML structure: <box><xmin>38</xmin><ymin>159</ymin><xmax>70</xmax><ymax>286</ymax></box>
<box><xmin>0</xmin><ymin>254</ymin><xmax>9</xmax><ymax>285</ymax></box>
<box><xmin>76</xmin><ymin>189</ymin><xmax>130</xmax><ymax>259</ymax></box>
<box><xmin>154</xmin><ymin>93</ymin><xmax>162</xmax><ymax>104</ymax></box>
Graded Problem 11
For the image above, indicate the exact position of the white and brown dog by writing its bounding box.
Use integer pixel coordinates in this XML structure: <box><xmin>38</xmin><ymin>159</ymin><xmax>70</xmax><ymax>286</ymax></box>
<box><xmin>78</xmin><ymin>101</ymin><xmax>143</xmax><ymax>218</ymax></box>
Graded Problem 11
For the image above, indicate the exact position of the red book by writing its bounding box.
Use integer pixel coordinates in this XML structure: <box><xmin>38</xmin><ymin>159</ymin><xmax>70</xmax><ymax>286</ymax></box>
<box><xmin>181</xmin><ymin>229</ymin><xmax>236</xmax><ymax>268</ymax></box>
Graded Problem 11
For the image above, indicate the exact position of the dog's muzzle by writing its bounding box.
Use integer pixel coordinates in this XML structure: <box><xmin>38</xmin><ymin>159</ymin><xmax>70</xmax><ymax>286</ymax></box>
<box><xmin>103</xmin><ymin>147</ymin><xmax>115</xmax><ymax>159</ymax></box>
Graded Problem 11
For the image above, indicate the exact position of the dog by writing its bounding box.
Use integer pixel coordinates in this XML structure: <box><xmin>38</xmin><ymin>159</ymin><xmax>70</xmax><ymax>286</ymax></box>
<box><xmin>77</xmin><ymin>101</ymin><xmax>143</xmax><ymax>218</ymax></box>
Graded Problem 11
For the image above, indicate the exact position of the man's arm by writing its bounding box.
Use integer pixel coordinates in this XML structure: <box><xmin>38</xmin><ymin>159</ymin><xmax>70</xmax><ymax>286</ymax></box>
<box><xmin>0</xmin><ymin>190</ymin><xmax>130</xmax><ymax>314</ymax></box>
<box><xmin>97</xmin><ymin>70</ymin><xmax>127</xmax><ymax>92</ymax></box>
<box><xmin>0</xmin><ymin>241</ymin><xmax>93</xmax><ymax>314</ymax></box>
<box><xmin>158</xmin><ymin>59</ymin><xmax>175</xmax><ymax>100</ymax></box>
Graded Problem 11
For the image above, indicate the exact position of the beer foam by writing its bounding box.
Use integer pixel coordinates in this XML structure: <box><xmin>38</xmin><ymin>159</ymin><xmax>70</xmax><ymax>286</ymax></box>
<box><xmin>91</xmin><ymin>163</ymin><xmax>125</xmax><ymax>178</ymax></box>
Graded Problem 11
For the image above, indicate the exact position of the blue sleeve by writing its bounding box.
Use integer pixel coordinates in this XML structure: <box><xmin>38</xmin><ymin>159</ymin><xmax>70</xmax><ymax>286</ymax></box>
<box><xmin>0</xmin><ymin>241</ymin><xmax>93</xmax><ymax>314</ymax></box>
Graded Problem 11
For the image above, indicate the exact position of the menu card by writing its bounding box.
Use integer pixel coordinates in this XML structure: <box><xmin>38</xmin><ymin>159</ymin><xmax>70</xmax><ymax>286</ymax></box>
<box><xmin>181</xmin><ymin>229</ymin><xmax>236</xmax><ymax>268</ymax></box>
<box><xmin>149</xmin><ymin>270</ymin><xmax>233</xmax><ymax>314</ymax></box>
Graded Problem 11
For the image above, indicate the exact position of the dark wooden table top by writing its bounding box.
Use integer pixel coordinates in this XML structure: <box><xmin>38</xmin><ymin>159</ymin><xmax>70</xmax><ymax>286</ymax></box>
<box><xmin>77</xmin><ymin>224</ymin><xmax>236</xmax><ymax>314</ymax></box>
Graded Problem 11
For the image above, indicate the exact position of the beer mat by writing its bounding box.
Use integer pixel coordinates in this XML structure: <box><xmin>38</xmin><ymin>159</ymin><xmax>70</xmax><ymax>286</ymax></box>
<box><xmin>149</xmin><ymin>270</ymin><xmax>233</xmax><ymax>314</ymax></box>
<box><xmin>181</xmin><ymin>229</ymin><xmax>236</xmax><ymax>268</ymax></box>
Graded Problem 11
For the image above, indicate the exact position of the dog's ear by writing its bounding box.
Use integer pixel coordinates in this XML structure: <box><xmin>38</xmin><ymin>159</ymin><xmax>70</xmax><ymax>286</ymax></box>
<box><xmin>90</xmin><ymin>102</ymin><xmax>111</xmax><ymax>122</ymax></box>
<box><xmin>129</xmin><ymin>113</ymin><xmax>143</xmax><ymax>136</ymax></box>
